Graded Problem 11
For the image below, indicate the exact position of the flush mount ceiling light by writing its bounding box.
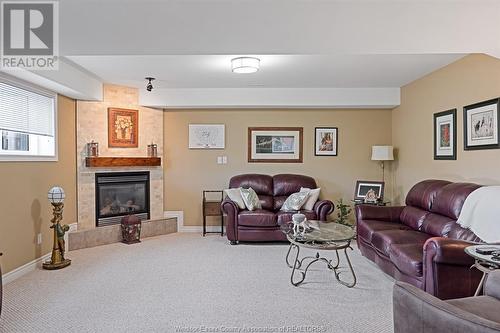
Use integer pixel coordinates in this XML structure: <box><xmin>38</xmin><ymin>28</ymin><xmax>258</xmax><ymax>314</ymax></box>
<box><xmin>231</xmin><ymin>57</ymin><xmax>260</xmax><ymax>74</ymax></box>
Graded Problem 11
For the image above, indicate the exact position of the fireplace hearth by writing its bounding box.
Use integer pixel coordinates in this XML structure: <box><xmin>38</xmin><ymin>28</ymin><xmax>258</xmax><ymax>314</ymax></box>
<box><xmin>95</xmin><ymin>172</ymin><xmax>150</xmax><ymax>227</ymax></box>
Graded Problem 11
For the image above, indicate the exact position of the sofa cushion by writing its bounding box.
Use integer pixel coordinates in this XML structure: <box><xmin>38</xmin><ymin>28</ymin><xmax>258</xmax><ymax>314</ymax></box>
<box><xmin>431</xmin><ymin>182</ymin><xmax>482</xmax><ymax>219</ymax></box>
<box><xmin>229</xmin><ymin>174</ymin><xmax>273</xmax><ymax>196</ymax></box>
<box><xmin>372</xmin><ymin>229</ymin><xmax>431</xmax><ymax>257</ymax></box>
<box><xmin>259</xmin><ymin>195</ymin><xmax>274</xmax><ymax>211</ymax></box>
<box><xmin>400</xmin><ymin>206</ymin><xmax>429</xmax><ymax>230</ymax></box>
<box><xmin>274</xmin><ymin>196</ymin><xmax>287</xmax><ymax>211</ymax></box>
<box><xmin>273</xmin><ymin>174</ymin><xmax>316</xmax><ymax>197</ymax></box>
<box><xmin>281</xmin><ymin>191</ymin><xmax>310</xmax><ymax>211</ymax></box>
<box><xmin>357</xmin><ymin>219</ymin><xmax>411</xmax><ymax>243</ymax></box>
<box><xmin>447</xmin><ymin>296</ymin><xmax>500</xmax><ymax>324</ymax></box>
<box><xmin>420</xmin><ymin>213</ymin><xmax>455</xmax><ymax>237</ymax></box>
<box><xmin>448</xmin><ymin>222</ymin><xmax>482</xmax><ymax>242</ymax></box>
<box><xmin>238</xmin><ymin>210</ymin><xmax>276</xmax><ymax>227</ymax></box>
<box><xmin>240</xmin><ymin>187</ymin><xmax>262</xmax><ymax>211</ymax></box>
<box><xmin>389</xmin><ymin>243</ymin><xmax>424</xmax><ymax>277</ymax></box>
<box><xmin>276</xmin><ymin>210</ymin><xmax>317</xmax><ymax>226</ymax></box>
<box><xmin>405</xmin><ymin>180</ymin><xmax>451</xmax><ymax>211</ymax></box>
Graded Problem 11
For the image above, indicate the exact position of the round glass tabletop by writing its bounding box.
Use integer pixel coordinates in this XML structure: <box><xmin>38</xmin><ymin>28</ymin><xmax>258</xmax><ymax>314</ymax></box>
<box><xmin>281</xmin><ymin>220</ymin><xmax>355</xmax><ymax>244</ymax></box>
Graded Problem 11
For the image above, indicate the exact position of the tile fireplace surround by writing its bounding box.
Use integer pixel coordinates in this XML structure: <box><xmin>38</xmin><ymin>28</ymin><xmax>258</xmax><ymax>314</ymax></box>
<box><xmin>76</xmin><ymin>85</ymin><xmax>164</xmax><ymax>231</ymax></box>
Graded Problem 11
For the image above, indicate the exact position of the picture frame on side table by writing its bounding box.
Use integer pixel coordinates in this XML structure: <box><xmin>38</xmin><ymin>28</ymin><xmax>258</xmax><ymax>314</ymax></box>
<box><xmin>248</xmin><ymin>127</ymin><xmax>303</xmax><ymax>163</ymax></box>
<box><xmin>108</xmin><ymin>108</ymin><xmax>138</xmax><ymax>148</ymax></box>
<box><xmin>315</xmin><ymin>127</ymin><xmax>338</xmax><ymax>156</ymax></box>
<box><xmin>354</xmin><ymin>180</ymin><xmax>385</xmax><ymax>202</ymax></box>
<box><xmin>188</xmin><ymin>124</ymin><xmax>225</xmax><ymax>149</ymax></box>
<box><xmin>434</xmin><ymin>109</ymin><xmax>457</xmax><ymax>160</ymax></box>
<box><xmin>464</xmin><ymin>98</ymin><xmax>500</xmax><ymax>150</ymax></box>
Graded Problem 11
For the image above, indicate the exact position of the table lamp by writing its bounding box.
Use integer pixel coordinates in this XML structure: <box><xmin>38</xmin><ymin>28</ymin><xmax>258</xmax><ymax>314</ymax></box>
<box><xmin>371</xmin><ymin>146</ymin><xmax>394</xmax><ymax>183</ymax></box>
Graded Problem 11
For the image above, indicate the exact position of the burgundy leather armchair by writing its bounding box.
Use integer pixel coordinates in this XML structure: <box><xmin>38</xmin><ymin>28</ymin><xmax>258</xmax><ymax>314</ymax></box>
<box><xmin>356</xmin><ymin>179</ymin><xmax>484</xmax><ymax>300</ymax></box>
<box><xmin>222</xmin><ymin>174</ymin><xmax>334</xmax><ymax>244</ymax></box>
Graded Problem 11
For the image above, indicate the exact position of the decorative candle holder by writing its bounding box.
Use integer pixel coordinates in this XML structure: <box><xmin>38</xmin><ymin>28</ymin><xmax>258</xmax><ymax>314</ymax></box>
<box><xmin>147</xmin><ymin>143</ymin><xmax>158</xmax><ymax>157</ymax></box>
<box><xmin>87</xmin><ymin>141</ymin><xmax>99</xmax><ymax>157</ymax></box>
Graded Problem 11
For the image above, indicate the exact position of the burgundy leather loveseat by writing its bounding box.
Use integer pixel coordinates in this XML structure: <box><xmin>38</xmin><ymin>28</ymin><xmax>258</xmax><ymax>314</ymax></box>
<box><xmin>222</xmin><ymin>174</ymin><xmax>334</xmax><ymax>244</ymax></box>
<box><xmin>356</xmin><ymin>179</ymin><xmax>484</xmax><ymax>300</ymax></box>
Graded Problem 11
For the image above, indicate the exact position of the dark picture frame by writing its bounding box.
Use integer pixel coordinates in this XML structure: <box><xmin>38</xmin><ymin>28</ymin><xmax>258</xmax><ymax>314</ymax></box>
<box><xmin>354</xmin><ymin>180</ymin><xmax>385</xmax><ymax>201</ymax></box>
<box><xmin>433</xmin><ymin>109</ymin><xmax>456</xmax><ymax>160</ymax></box>
<box><xmin>108</xmin><ymin>108</ymin><xmax>138</xmax><ymax>148</ymax></box>
<box><xmin>248</xmin><ymin>127</ymin><xmax>303</xmax><ymax>163</ymax></box>
<box><xmin>314</xmin><ymin>127</ymin><xmax>338</xmax><ymax>156</ymax></box>
<box><xmin>463</xmin><ymin>98</ymin><xmax>500</xmax><ymax>150</ymax></box>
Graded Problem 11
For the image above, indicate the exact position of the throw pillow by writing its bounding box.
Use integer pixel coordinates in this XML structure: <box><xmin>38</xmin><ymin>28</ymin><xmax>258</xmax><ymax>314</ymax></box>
<box><xmin>281</xmin><ymin>191</ymin><xmax>310</xmax><ymax>211</ymax></box>
<box><xmin>240</xmin><ymin>187</ymin><xmax>262</xmax><ymax>211</ymax></box>
<box><xmin>300</xmin><ymin>187</ymin><xmax>321</xmax><ymax>211</ymax></box>
<box><xmin>224</xmin><ymin>188</ymin><xmax>246</xmax><ymax>209</ymax></box>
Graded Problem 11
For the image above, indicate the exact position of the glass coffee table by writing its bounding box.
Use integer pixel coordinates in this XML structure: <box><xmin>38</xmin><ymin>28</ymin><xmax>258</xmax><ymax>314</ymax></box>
<box><xmin>281</xmin><ymin>220</ymin><xmax>357</xmax><ymax>288</ymax></box>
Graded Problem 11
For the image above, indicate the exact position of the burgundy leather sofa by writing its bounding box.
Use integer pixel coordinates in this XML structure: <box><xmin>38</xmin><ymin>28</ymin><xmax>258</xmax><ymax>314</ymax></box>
<box><xmin>356</xmin><ymin>179</ymin><xmax>484</xmax><ymax>300</ymax></box>
<box><xmin>222</xmin><ymin>174</ymin><xmax>334</xmax><ymax>244</ymax></box>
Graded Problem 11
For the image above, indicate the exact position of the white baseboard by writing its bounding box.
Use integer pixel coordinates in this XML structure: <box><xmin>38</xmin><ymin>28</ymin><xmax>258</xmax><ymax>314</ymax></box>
<box><xmin>163</xmin><ymin>211</ymin><xmax>223</xmax><ymax>233</ymax></box>
<box><xmin>3</xmin><ymin>222</ymin><xmax>78</xmax><ymax>286</ymax></box>
<box><xmin>3</xmin><ymin>252</ymin><xmax>51</xmax><ymax>285</ymax></box>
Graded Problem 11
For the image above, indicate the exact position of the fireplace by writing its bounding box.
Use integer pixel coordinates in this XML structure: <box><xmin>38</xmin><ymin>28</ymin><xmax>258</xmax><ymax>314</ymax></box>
<box><xmin>95</xmin><ymin>172</ymin><xmax>150</xmax><ymax>227</ymax></box>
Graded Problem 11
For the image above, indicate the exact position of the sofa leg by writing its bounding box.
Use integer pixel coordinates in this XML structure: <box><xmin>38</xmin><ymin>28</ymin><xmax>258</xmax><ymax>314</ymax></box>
<box><xmin>230</xmin><ymin>241</ymin><xmax>238</xmax><ymax>245</ymax></box>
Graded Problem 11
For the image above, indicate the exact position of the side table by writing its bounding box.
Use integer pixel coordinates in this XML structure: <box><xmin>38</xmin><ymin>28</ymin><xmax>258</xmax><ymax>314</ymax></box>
<box><xmin>464</xmin><ymin>245</ymin><xmax>500</xmax><ymax>296</ymax></box>
<box><xmin>352</xmin><ymin>200</ymin><xmax>390</xmax><ymax>206</ymax></box>
<box><xmin>202</xmin><ymin>190</ymin><xmax>224</xmax><ymax>237</ymax></box>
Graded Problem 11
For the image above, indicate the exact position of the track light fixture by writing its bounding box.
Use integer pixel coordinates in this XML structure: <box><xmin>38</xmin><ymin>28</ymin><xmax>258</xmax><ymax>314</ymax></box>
<box><xmin>145</xmin><ymin>77</ymin><xmax>155</xmax><ymax>91</ymax></box>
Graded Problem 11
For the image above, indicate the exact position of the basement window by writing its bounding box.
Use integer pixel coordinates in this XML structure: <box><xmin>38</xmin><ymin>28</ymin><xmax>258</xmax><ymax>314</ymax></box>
<box><xmin>0</xmin><ymin>76</ymin><xmax>57</xmax><ymax>161</ymax></box>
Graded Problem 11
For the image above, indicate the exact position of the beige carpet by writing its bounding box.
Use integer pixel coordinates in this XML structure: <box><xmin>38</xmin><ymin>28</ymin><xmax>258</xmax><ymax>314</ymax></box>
<box><xmin>0</xmin><ymin>233</ymin><xmax>394</xmax><ymax>333</ymax></box>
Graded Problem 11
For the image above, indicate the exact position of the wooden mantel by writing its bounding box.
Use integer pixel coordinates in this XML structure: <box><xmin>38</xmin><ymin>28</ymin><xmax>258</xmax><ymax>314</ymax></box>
<box><xmin>85</xmin><ymin>157</ymin><xmax>161</xmax><ymax>167</ymax></box>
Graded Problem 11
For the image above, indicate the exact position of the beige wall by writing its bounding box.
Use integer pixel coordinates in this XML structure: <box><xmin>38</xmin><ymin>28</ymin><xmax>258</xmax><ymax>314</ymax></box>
<box><xmin>164</xmin><ymin>109</ymin><xmax>392</xmax><ymax>226</ymax></box>
<box><xmin>392</xmin><ymin>54</ymin><xmax>500</xmax><ymax>203</ymax></box>
<box><xmin>0</xmin><ymin>95</ymin><xmax>77</xmax><ymax>274</ymax></box>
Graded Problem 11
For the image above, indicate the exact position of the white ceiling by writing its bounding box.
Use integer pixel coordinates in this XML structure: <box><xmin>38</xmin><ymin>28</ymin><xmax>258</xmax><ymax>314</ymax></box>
<box><xmin>67</xmin><ymin>54</ymin><xmax>465</xmax><ymax>89</ymax></box>
<box><xmin>7</xmin><ymin>0</ymin><xmax>499</xmax><ymax>108</ymax></box>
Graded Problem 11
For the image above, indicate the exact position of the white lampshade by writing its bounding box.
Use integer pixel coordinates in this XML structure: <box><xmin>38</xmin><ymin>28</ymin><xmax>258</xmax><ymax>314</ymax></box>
<box><xmin>371</xmin><ymin>146</ymin><xmax>394</xmax><ymax>161</ymax></box>
<box><xmin>231</xmin><ymin>57</ymin><xmax>260</xmax><ymax>74</ymax></box>
<box><xmin>48</xmin><ymin>186</ymin><xmax>65</xmax><ymax>204</ymax></box>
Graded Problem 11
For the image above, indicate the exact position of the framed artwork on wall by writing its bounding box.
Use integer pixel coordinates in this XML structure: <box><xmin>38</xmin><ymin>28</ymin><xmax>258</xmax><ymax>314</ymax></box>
<box><xmin>188</xmin><ymin>124</ymin><xmax>225</xmax><ymax>149</ymax></box>
<box><xmin>248</xmin><ymin>127</ymin><xmax>303</xmax><ymax>163</ymax></box>
<box><xmin>354</xmin><ymin>180</ymin><xmax>385</xmax><ymax>202</ymax></box>
<box><xmin>108</xmin><ymin>108</ymin><xmax>138</xmax><ymax>148</ymax></box>
<box><xmin>315</xmin><ymin>127</ymin><xmax>338</xmax><ymax>156</ymax></box>
<box><xmin>433</xmin><ymin>109</ymin><xmax>456</xmax><ymax>160</ymax></box>
<box><xmin>463</xmin><ymin>98</ymin><xmax>500</xmax><ymax>150</ymax></box>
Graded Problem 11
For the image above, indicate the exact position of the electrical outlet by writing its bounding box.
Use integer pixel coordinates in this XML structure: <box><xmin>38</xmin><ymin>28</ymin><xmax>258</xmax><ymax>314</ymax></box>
<box><xmin>37</xmin><ymin>233</ymin><xmax>42</xmax><ymax>245</ymax></box>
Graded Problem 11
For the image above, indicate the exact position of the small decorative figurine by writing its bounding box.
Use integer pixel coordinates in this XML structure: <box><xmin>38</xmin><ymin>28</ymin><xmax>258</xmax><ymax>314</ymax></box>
<box><xmin>292</xmin><ymin>213</ymin><xmax>307</xmax><ymax>236</ymax></box>
<box><xmin>364</xmin><ymin>189</ymin><xmax>378</xmax><ymax>203</ymax></box>
<box><xmin>43</xmin><ymin>186</ymin><xmax>71</xmax><ymax>270</ymax></box>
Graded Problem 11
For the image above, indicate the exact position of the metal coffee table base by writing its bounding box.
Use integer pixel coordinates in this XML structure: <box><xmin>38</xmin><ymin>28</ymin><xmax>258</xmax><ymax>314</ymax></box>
<box><xmin>285</xmin><ymin>242</ymin><xmax>357</xmax><ymax>288</ymax></box>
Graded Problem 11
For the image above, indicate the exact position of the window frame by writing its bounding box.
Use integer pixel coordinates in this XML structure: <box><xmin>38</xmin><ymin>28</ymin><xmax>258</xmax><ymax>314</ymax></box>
<box><xmin>0</xmin><ymin>74</ymin><xmax>58</xmax><ymax>162</ymax></box>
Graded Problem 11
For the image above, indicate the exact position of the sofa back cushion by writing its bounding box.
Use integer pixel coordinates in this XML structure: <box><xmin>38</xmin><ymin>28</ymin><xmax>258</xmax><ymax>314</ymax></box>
<box><xmin>229</xmin><ymin>174</ymin><xmax>274</xmax><ymax>211</ymax></box>
<box><xmin>430</xmin><ymin>182</ymin><xmax>482</xmax><ymax>219</ymax></box>
<box><xmin>400</xmin><ymin>206</ymin><xmax>429</xmax><ymax>230</ymax></box>
<box><xmin>405</xmin><ymin>180</ymin><xmax>451</xmax><ymax>210</ymax></box>
<box><xmin>273</xmin><ymin>174</ymin><xmax>317</xmax><ymax>211</ymax></box>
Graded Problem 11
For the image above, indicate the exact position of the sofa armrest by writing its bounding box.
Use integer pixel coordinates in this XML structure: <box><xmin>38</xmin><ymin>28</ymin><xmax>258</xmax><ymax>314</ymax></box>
<box><xmin>423</xmin><ymin>237</ymin><xmax>480</xmax><ymax>266</ymax></box>
<box><xmin>393</xmin><ymin>281</ymin><xmax>500</xmax><ymax>333</ymax></box>
<box><xmin>313</xmin><ymin>200</ymin><xmax>334</xmax><ymax>221</ymax></box>
<box><xmin>423</xmin><ymin>237</ymin><xmax>483</xmax><ymax>299</ymax></box>
<box><xmin>355</xmin><ymin>205</ymin><xmax>404</xmax><ymax>223</ymax></box>
<box><xmin>221</xmin><ymin>199</ymin><xmax>239</xmax><ymax>241</ymax></box>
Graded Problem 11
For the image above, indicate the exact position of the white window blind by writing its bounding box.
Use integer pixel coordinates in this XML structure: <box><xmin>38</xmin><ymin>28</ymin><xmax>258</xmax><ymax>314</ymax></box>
<box><xmin>0</xmin><ymin>82</ymin><xmax>55</xmax><ymax>137</ymax></box>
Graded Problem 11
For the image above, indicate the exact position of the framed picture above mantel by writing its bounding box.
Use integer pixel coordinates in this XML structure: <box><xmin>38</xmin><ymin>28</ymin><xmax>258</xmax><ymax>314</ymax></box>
<box><xmin>248</xmin><ymin>127</ymin><xmax>303</xmax><ymax>163</ymax></box>
<box><xmin>434</xmin><ymin>109</ymin><xmax>456</xmax><ymax>160</ymax></box>
<box><xmin>463</xmin><ymin>98</ymin><xmax>500</xmax><ymax>150</ymax></box>
<box><xmin>108</xmin><ymin>108</ymin><xmax>138</xmax><ymax>148</ymax></box>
